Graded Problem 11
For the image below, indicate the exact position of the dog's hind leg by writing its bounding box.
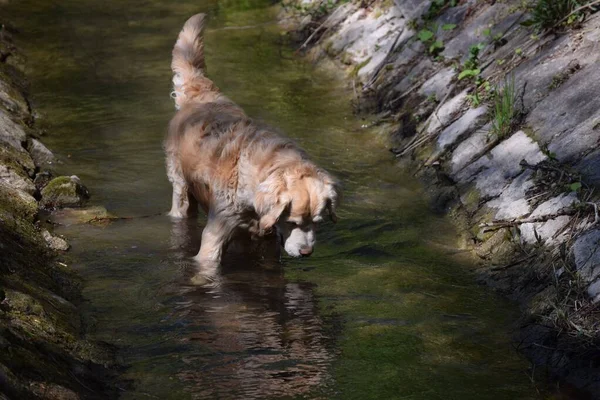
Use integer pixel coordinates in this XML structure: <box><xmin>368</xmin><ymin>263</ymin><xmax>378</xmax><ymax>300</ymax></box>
<box><xmin>166</xmin><ymin>155</ymin><xmax>197</xmax><ymax>218</ymax></box>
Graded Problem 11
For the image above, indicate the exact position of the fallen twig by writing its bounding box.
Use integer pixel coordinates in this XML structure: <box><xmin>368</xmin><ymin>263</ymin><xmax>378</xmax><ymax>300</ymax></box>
<box><xmin>86</xmin><ymin>212</ymin><xmax>163</xmax><ymax>224</ymax></box>
<box><xmin>480</xmin><ymin>207</ymin><xmax>578</xmax><ymax>232</ymax></box>
<box><xmin>296</xmin><ymin>21</ymin><xmax>328</xmax><ymax>54</ymax></box>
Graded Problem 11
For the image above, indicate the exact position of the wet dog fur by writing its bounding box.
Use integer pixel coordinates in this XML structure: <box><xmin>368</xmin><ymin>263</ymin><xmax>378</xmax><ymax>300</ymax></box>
<box><xmin>164</xmin><ymin>14</ymin><xmax>340</xmax><ymax>268</ymax></box>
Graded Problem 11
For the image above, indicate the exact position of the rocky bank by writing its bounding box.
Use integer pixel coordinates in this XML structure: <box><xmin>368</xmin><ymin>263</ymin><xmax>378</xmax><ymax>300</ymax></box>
<box><xmin>0</xmin><ymin>21</ymin><xmax>117</xmax><ymax>399</ymax></box>
<box><xmin>282</xmin><ymin>0</ymin><xmax>600</xmax><ymax>396</ymax></box>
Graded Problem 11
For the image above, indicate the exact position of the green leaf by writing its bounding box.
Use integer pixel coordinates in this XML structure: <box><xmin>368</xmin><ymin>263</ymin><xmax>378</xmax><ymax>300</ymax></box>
<box><xmin>520</xmin><ymin>20</ymin><xmax>536</xmax><ymax>27</ymax></box>
<box><xmin>569</xmin><ymin>182</ymin><xmax>582</xmax><ymax>192</ymax></box>
<box><xmin>482</xmin><ymin>28</ymin><xmax>491</xmax><ymax>36</ymax></box>
<box><xmin>429</xmin><ymin>40</ymin><xmax>444</xmax><ymax>54</ymax></box>
<box><xmin>458</xmin><ymin>68</ymin><xmax>480</xmax><ymax>80</ymax></box>
<box><xmin>442</xmin><ymin>23</ymin><xmax>457</xmax><ymax>30</ymax></box>
<box><xmin>418</xmin><ymin>29</ymin><xmax>434</xmax><ymax>42</ymax></box>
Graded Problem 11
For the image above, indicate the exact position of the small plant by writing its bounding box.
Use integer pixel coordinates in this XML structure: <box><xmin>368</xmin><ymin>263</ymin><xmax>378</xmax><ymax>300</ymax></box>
<box><xmin>458</xmin><ymin>43</ymin><xmax>485</xmax><ymax>81</ymax></box>
<box><xmin>425</xmin><ymin>0</ymin><xmax>458</xmax><ymax>20</ymax></box>
<box><xmin>417</xmin><ymin>27</ymin><xmax>445</xmax><ymax>56</ymax></box>
<box><xmin>567</xmin><ymin>181</ymin><xmax>583</xmax><ymax>192</ymax></box>
<box><xmin>522</xmin><ymin>0</ymin><xmax>596</xmax><ymax>31</ymax></box>
<box><xmin>407</xmin><ymin>19</ymin><xmax>418</xmax><ymax>30</ymax></box>
<box><xmin>482</xmin><ymin>28</ymin><xmax>505</xmax><ymax>47</ymax></box>
<box><xmin>490</xmin><ymin>75</ymin><xmax>519</xmax><ymax>139</ymax></box>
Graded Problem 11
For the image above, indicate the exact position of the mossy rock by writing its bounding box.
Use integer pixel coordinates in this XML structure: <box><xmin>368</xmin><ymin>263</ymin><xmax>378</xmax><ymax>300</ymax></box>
<box><xmin>0</xmin><ymin>182</ymin><xmax>37</xmax><ymax>223</ymax></box>
<box><xmin>0</xmin><ymin>143</ymin><xmax>35</xmax><ymax>177</ymax></box>
<box><xmin>40</xmin><ymin>176</ymin><xmax>89</xmax><ymax>209</ymax></box>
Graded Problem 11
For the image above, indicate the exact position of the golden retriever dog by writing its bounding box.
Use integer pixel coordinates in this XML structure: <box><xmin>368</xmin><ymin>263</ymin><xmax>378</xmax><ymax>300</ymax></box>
<box><xmin>164</xmin><ymin>14</ymin><xmax>340</xmax><ymax>269</ymax></box>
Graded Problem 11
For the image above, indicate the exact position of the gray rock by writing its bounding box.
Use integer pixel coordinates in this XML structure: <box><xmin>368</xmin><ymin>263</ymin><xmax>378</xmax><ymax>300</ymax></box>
<box><xmin>323</xmin><ymin>2</ymin><xmax>357</xmax><ymax>29</ymax></box>
<box><xmin>572</xmin><ymin>229</ymin><xmax>600</xmax><ymax>299</ymax></box>
<box><xmin>28</xmin><ymin>138</ymin><xmax>54</xmax><ymax>167</ymax></box>
<box><xmin>426</xmin><ymin>89</ymin><xmax>468</xmax><ymax>135</ymax></box>
<box><xmin>528</xmin><ymin>64</ymin><xmax>600</xmax><ymax>157</ymax></box>
<box><xmin>458</xmin><ymin>131</ymin><xmax>547</xmax><ymax>197</ymax></box>
<box><xmin>393</xmin><ymin>0</ymin><xmax>431</xmax><ymax>20</ymax></box>
<box><xmin>577</xmin><ymin>150</ymin><xmax>600</xmax><ymax>186</ymax></box>
<box><xmin>435</xmin><ymin>3</ymin><xmax>470</xmax><ymax>42</ymax></box>
<box><xmin>437</xmin><ymin>105</ymin><xmax>488</xmax><ymax>151</ymax></box>
<box><xmin>40</xmin><ymin>175</ymin><xmax>90</xmax><ymax>209</ymax></box>
<box><xmin>0</xmin><ymin>182</ymin><xmax>38</xmax><ymax>223</ymax></box>
<box><xmin>442</xmin><ymin>3</ymin><xmax>512</xmax><ymax>59</ymax></box>
<box><xmin>42</xmin><ymin>230</ymin><xmax>70</xmax><ymax>251</ymax></box>
<box><xmin>0</xmin><ymin>142</ymin><xmax>35</xmax><ymax>177</ymax></box>
<box><xmin>0</xmin><ymin>78</ymin><xmax>29</xmax><ymax>117</ymax></box>
<box><xmin>520</xmin><ymin>193</ymin><xmax>579</xmax><ymax>245</ymax></box>
<box><xmin>0</xmin><ymin>108</ymin><xmax>27</xmax><ymax>152</ymax></box>
<box><xmin>486</xmin><ymin>170</ymin><xmax>535</xmax><ymax>220</ymax></box>
<box><xmin>327</xmin><ymin>5</ymin><xmax>406</xmax><ymax>80</ymax></box>
<box><xmin>418</xmin><ymin>67</ymin><xmax>457</xmax><ymax>103</ymax></box>
<box><xmin>392</xmin><ymin>56</ymin><xmax>431</xmax><ymax>95</ymax></box>
<box><xmin>547</xmin><ymin>110</ymin><xmax>600</xmax><ymax>165</ymax></box>
<box><xmin>450</xmin><ymin>123</ymin><xmax>490</xmax><ymax>176</ymax></box>
<box><xmin>0</xmin><ymin>164</ymin><xmax>35</xmax><ymax>195</ymax></box>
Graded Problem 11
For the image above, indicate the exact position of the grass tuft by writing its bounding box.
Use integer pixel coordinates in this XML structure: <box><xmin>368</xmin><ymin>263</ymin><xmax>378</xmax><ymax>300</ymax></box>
<box><xmin>490</xmin><ymin>75</ymin><xmax>520</xmax><ymax>139</ymax></box>
<box><xmin>526</xmin><ymin>0</ymin><xmax>595</xmax><ymax>31</ymax></box>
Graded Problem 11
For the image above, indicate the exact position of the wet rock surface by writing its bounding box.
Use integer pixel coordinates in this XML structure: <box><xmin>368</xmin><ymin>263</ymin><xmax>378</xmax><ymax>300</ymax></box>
<box><xmin>285</xmin><ymin>0</ymin><xmax>600</xmax><ymax>396</ymax></box>
<box><xmin>0</xmin><ymin>18</ymin><xmax>117</xmax><ymax>400</ymax></box>
<box><xmin>41</xmin><ymin>176</ymin><xmax>90</xmax><ymax>209</ymax></box>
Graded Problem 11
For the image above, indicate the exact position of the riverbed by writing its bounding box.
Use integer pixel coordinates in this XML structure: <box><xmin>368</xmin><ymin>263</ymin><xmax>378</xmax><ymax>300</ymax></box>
<box><xmin>4</xmin><ymin>0</ymin><xmax>549</xmax><ymax>398</ymax></box>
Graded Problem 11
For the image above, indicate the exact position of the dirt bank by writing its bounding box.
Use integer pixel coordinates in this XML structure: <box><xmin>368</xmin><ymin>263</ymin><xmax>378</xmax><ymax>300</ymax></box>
<box><xmin>281</xmin><ymin>0</ymin><xmax>600</xmax><ymax>396</ymax></box>
<box><xmin>0</xmin><ymin>21</ymin><xmax>118</xmax><ymax>400</ymax></box>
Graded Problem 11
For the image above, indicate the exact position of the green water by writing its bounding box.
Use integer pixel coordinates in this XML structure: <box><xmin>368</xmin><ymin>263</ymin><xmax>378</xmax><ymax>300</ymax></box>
<box><xmin>4</xmin><ymin>0</ymin><xmax>549</xmax><ymax>398</ymax></box>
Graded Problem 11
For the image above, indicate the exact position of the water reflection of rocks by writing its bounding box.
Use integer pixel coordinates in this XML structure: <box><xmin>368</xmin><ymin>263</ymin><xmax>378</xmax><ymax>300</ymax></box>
<box><xmin>168</xmin><ymin>220</ymin><xmax>334</xmax><ymax>399</ymax></box>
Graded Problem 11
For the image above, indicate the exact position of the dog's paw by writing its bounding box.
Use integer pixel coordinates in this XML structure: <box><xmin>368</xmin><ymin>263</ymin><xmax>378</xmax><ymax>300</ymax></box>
<box><xmin>168</xmin><ymin>210</ymin><xmax>185</xmax><ymax>219</ymax></box>
<box><xmin>190</xmin><ymin>273</ymin><xmax>210</xmax><ymax>286</ymax></box>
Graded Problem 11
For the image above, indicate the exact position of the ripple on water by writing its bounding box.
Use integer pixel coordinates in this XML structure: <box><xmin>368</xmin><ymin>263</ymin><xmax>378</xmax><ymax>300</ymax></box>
<box><xmin>2</xmin><ymin>0</ymin><xmax>555</xmax><ymax>398</ymax></box>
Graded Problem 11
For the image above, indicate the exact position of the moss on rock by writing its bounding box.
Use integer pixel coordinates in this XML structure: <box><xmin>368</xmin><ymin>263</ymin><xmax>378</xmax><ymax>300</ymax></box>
<box><xmin>41</xmin><ymin>176</ymin><xmax>90</xmax><ymax>209</ymax></box>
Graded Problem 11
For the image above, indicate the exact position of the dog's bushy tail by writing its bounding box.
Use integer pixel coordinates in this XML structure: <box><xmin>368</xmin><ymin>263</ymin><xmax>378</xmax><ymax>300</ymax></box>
<box><xmin>171</xmin><ymin>13</ymin><xmax>208</xmax><ymax>109</ymax></box>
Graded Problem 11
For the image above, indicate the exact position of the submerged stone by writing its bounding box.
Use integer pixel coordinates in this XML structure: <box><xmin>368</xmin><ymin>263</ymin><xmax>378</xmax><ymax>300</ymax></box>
<box><xmin>49</xmin><ymin>206</ymin><xmax>113</xmax><ymax>226</ymax></box>
<box><xmin>42</xmin><ymin>230</ymin><xmax>70</xmax><ymax>251</ymax></box>
<box><xmin>40</xmin><ymin>175</ymin><xmax>89</xmax><ymax>209</ymax></box>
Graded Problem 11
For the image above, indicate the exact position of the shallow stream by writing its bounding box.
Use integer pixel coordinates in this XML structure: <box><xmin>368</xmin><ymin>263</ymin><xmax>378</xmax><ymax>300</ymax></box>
<box><xmin>5</xmin><ymin>1</ymin><xmax>551</xmax><ymax>398</ymax></box>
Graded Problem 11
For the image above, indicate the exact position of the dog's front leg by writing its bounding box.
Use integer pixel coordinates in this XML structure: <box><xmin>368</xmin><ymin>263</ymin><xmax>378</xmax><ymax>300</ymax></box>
<box><xmin>194</xmin><ymin>216</ymin><xmax>234</xmax><ymax>268</ymax></box>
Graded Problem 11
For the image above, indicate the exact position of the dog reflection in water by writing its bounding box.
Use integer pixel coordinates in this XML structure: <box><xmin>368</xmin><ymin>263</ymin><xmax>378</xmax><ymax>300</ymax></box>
<box><xmin>167</xmin><ymin>218</ymin><xmax>335</xmax><ymax>399</ymax></box>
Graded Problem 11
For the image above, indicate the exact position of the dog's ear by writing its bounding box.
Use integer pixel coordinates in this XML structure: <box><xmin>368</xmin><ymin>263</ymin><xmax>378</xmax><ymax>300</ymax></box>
<box><xmin>255</xmin><ymin>173</ymin><xmax>290</xmax><ymax>235</ymax></box>
<box><xmin>319</xmin><ymin>170</ymin><xmax>341</xmax><ymax>223</ymax></box>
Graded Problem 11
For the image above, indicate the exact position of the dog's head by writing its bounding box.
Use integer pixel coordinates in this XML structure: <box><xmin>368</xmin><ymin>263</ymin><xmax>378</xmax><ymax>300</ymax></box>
<box><xmin>254</xmin><ymin>164</ymin><xmax>340</xmax><ymax>258</ymax></box>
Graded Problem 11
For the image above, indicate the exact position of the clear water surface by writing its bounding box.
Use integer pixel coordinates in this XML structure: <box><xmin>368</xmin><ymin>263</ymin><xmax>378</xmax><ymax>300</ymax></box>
<box><xmin>4</xmin><ymin>1</ymin><xmax>551</xmax><ymax>399</ymax></box>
